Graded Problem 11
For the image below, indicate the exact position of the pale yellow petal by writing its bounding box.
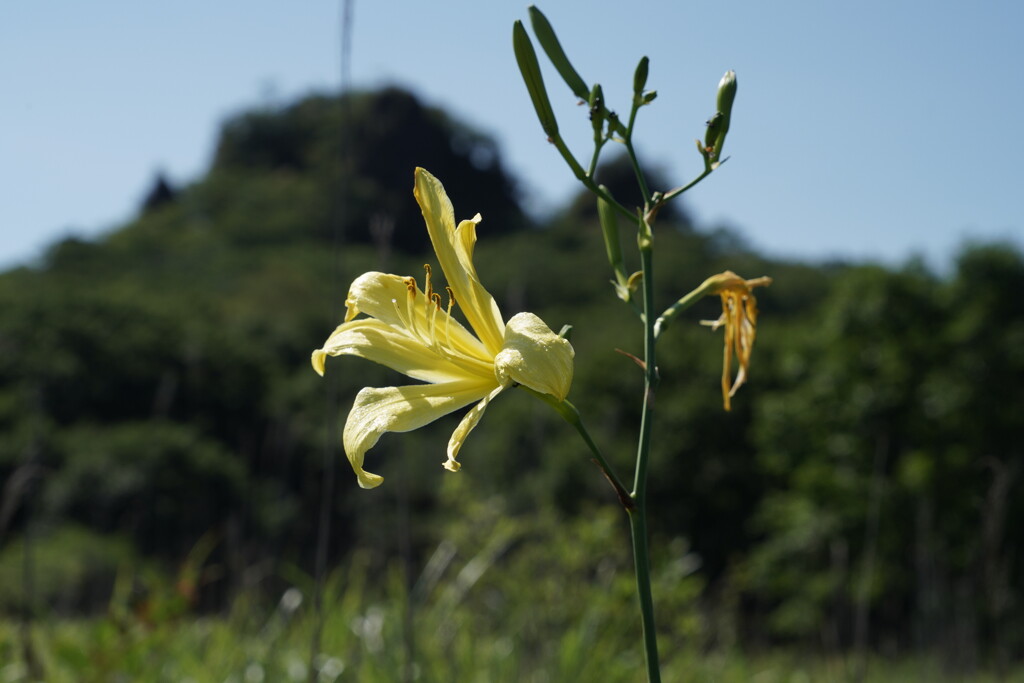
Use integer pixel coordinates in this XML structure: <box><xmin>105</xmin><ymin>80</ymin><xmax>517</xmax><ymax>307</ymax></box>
<box><xmin>343</xmin><ymin>379</ymin><xmax>495</xmax><ymax>488</ymax></box>
<box><xmin>493</xmin><ymin>312</ymin><xmax>574</xmax><ymax>401</ymax></box>
<box><xmin>314</xmin><ymin>318</ymin><xmax>488</xmax><ymax>384</ymax></box>
<box><xmin>344</xmin><ymin>271</ymin><xmax>491</xmax><ymax>362</ymax></box>
<box><xmin>443</xmin><ymin>384</ymin><xmax>506</xmax><ymax>473</ymax></box>
<box><xmin>312</xmin><ymin>349</ymin><xmax>328</xmax><ymax>376</ymax></box>
<box><xmin>413</xmin><ymin>168</ymin><xmax>505</xmax><ymax>355</ymax></box>
<box><xmin>452</xmin><ymin>217</ymin><xmax>505</xmax><ymax>350</ymax></box>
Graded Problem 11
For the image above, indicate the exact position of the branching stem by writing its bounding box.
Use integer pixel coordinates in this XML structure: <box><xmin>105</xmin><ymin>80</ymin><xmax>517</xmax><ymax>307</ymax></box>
<box><xmin>630</xmin><ymin>221</ymin><xmax>662</xmax><ymax>681</ymax></box>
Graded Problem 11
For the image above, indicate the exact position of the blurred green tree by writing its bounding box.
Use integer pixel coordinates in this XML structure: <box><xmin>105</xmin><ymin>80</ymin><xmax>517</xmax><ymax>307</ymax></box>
<box><xmin>0</xmin><ymin>84</ymin><xmax>1020</xmax><ymax>665</ymax></box>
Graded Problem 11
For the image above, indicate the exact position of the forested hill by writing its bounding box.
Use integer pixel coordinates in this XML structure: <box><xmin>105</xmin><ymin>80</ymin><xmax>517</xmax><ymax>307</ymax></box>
<box><xmin>1</xmin><ymin>86</ymin><xmax>1022</xmax><ymax>659</ymax></box>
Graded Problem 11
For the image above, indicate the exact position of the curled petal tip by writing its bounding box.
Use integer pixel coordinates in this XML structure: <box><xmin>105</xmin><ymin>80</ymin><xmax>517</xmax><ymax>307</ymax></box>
<box><xmin>442</xmin><ymin>458</ymin><xmax>462</xmax><ymax>473</ymax></box>
<box><xmin>311</xmin><ymin>349</ymin><xmax>327</xmax><ymax>376</ymax></box>
<box><xmin>356</xmin><ymin>471</ymin><xmax>384</xmax><ymax>489</ymax></box>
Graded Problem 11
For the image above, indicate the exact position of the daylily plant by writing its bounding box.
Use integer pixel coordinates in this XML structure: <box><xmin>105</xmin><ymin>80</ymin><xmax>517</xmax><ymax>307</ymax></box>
<box><xmin>312</xmin><ymin>168</ymin><xmax>574</xmax><ymax>488</ymax></box>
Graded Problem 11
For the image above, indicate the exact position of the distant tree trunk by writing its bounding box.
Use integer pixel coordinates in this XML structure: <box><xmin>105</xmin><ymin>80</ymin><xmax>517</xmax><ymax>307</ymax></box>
<box><xmin>853</xmin><ymin>433</ymin><xmax>888</xmax><ymax>680</ymax></box>
<box><xmin>370</xmin><ymin>213</ymin><xmax>395</xmax><ymax>269</ymax></box>
<box><xmin>980</xmin><ymin>456</ymin><xmax>1016</xmax><ymax>673</ymax></box>
<box><xmin>913</xmin><ymin>494</ymin><xmax>940</xmax><ymax>651</ymax></box>
<box><xmin>951</xmin><ymin>578</ymin><xmax>978</xmax><ymax>672</ymax></box>
<box><xmin>823</xmin><ymin>537</ymin><xmax>848</xmax><ymax>654</ymax></box>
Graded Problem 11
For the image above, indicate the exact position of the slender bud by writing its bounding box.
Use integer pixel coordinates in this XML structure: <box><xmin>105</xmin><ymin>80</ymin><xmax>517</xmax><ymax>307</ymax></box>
<box><xmin>589</xmin><ymin>84</ymin><xmax>605</xmax><ymax>139</ymax></box>
<box><xmin>633</xmin><ymin>56</ymin><xmax>650</xmax><ymax>97</ymax></box>
<box><xmin>528</xmin><ymin>6</ymin><xmax>590</xmax><ymax>100</ymax></box>
<box><xmin>597</xmin><ymin>187</ymin><xmax>625</xmax><ymax>278</ymax></box>
<box><xmin>704</xmin><ymin>70</ymin><xmax>737</xmax><ymax>163</ymax></box>
<box><xmin>704</xmin><ymin>112</ymin><xmax>725</xmax><ymax>150</ymax></box>
<box><xmin>716</xmin><ymin>70</ymin><xmax>737</xmax><ymax>119</ymax></box>
<box><xmin>513</xmin><ymin>20</ymin><xmax>559</xmax><ymax>137</ymax></box>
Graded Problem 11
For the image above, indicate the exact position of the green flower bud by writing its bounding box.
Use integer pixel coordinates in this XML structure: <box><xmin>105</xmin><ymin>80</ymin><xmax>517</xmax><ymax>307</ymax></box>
<box><xmin>597</xmin><ymin>187</ymin><xmax>624</xmax><ymax>275</ymax></box>
<box><xmin>716</xmin><ymin>70</ymin><xmax>737</xmax><ymax>119</ymax></box>
<box><xmin>513</xmin><ymin>20</ymin><xmax>560</xmax><ymax>137</ymax></box>
<box><xmin>589</xmin><ymin>84</ymin><xmax>605</xmax><ymax>138</ymax></box>
<box><xmin>704</xmin><ymin>70</ymin><xmax>737</xmax><ymax>164</ymax></box>
<box><xmin>633</xmin><ymin>56</ymin><xmax>650</xmax><ymax>97</ymax></box>
<box><xmin>704</xmin><ymin>112</ymin><xmax>725</xmax><ymax>150</ymax></box>
<box><xmin>528</xmin><ymin>6</ymin><xmax>589</xmax><ymax>100</ymax></box>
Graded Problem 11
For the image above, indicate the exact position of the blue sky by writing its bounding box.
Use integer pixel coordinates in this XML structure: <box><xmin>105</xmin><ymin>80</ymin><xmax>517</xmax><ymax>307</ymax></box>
<box><xmin>2</xmin><ymin>0</ymin><xmax>1021</xmax><ymax>271</ymax></box>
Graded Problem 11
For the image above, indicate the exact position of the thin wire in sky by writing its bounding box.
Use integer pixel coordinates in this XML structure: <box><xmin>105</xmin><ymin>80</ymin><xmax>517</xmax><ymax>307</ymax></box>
<box><xmin>309</xmin><ymin>1</ymin><xmax>355</xmax><ymax>679</ymax></box>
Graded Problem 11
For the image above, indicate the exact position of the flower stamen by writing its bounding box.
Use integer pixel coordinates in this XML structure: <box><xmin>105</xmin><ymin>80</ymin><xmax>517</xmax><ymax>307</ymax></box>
<box><xmin>390</xmin><ymin>297</ymin><xmax>402</xmax><ymax>323</ymax></box>
<box><xmin>444</xmin><ymin>286</ymin><xmax>456</xmax><ymax>348</ymax></box>
<box><xmin>423</xmin><ymin>264</ymin><xmax>435</xmax><ymax>300</ymax></box>
<box><xmin>422</xmin><ymin>264</ymin><xmax>437</xmax><ymax>328</ymax></box>
<box><xmin>404</xmin><ymin>276</ymin><xmax>419</xmax><ymax>338</ymax></box>
<box><xmin>428</xmin><ymin>291</ymin><xmax>443</xmax><ymax>346</ymax></box>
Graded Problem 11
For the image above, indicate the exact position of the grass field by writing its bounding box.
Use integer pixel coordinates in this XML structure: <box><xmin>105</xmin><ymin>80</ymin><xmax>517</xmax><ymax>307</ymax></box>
<box><xmin>4</xmin><ymin>615</ymin><xmax>1020</xmax><ymax>683</ymax></box>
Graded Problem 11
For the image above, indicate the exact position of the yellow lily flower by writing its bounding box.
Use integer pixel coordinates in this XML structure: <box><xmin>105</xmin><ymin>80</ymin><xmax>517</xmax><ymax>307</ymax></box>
<box><xmin>312</xmin><ymin>168</ymin><xmax>574</xmax><ymax>488</ymax></box>
<box><xmin>701</xmin><ymin>271</ymin><xmax>771</xmax><ymax>411</ymax></box>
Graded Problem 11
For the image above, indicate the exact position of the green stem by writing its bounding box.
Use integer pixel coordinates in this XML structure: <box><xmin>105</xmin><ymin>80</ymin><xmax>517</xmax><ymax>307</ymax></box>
<box><xmin>529</xmin><ymin>229</ymin><xmax>662</xmax><ymax>682</ymax></box>
<box><xmin>588</xmin><ymin>180</ymin><xmax>635</xmax><ymax>222</ymax></box>
<box><xmin>587</xmin><ymin>138</ymin><xmax>606</xmax><ymax>179</ymax></box>
<box><xmin>631</xmin><ymin>220</ymin><xmax>661</xmax><ymax>682</ymax></box>
<box><xmin>662</xmin><ymin>167</ymin><xmax>712</xmax><ymax>204</ymax></box>
<box><xmin>526</xmin><ymin>389</ymin><xmax>632</xmax><ymax>508</ymax></box>
<box><xmin>628</xmin><ymin>505</ymin><xmax>659</xmax><ymax>682</ymax></box>
<box><xmin>625</xmin><ymin>140</ymin><xmax>652</xmax><ymax>206</ymax></box>
<box><xmin>549</xmin><ymin>131</ymin><xmax>635</xmax><ymax>222</ymax></box>
<box><xmin>653</xmin><ymin>279</ymin><xmax>715</xmax><ymax>339</ymax></box>
<box><xmin>549</xmin><ymin>133</ymin><xmax>588</xmax><ymax>182</ymax></box>
<box><xmin>624</xmin><ymin>102</ymin><xmax>652</xmax><ymax>204</ymax></box>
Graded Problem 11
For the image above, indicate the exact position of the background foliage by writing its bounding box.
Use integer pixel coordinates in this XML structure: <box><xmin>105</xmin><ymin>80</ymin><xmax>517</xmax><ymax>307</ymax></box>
<box><xmin>1</xmin><ymin>87</ymin><xmax>1022</xmax><ymax>679</ymax></box>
